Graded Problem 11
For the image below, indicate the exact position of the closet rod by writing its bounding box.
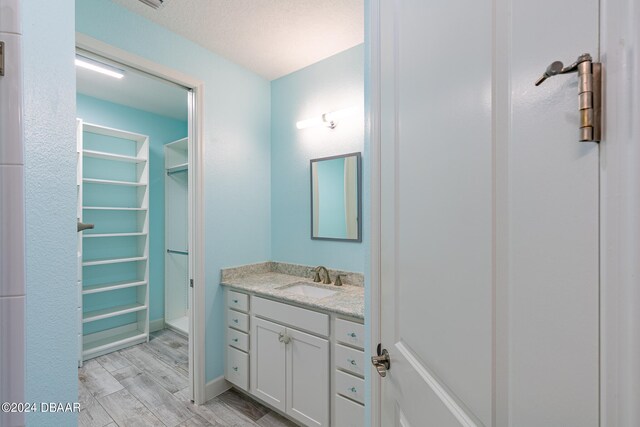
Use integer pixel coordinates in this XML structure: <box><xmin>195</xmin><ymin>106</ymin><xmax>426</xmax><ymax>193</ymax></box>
<box><xmin>167</xmin><ymin>249</ymin><xmax>189</xmax><ymax>256</ymax></box>
<box><xmin>167</xmin><ymin>168</ymin><xmax>188</xmax><ymax>176</ymax></box>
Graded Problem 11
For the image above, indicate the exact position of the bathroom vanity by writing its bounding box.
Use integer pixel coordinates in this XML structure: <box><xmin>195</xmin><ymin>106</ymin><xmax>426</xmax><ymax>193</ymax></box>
<box><xmin>220</xmin><ymin>263</ymin><xmax>365</xmax><ymax>427</ymax></box>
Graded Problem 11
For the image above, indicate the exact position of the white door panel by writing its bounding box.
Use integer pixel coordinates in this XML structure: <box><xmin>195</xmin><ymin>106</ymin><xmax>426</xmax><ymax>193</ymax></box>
<box><xmin>376</xmin><ymin>0</ymin><xmax>600</xmax><ymax>425</ymax></box>
<box><xmin>509</xmin><ymin>1</ymin><xmax>599</xmax><ymax>425</ymax></box>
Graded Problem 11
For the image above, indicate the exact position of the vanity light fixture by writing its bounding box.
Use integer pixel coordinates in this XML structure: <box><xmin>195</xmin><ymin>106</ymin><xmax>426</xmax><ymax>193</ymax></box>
<box><xmin>75</xmin><ymin>55</ymin><xmax>125</xmax><ymax>79</ymax></box>
<box><xmin>296</xmin><ymin>106</ymin><xmax>359</xmax><ymax>130</ymax></box>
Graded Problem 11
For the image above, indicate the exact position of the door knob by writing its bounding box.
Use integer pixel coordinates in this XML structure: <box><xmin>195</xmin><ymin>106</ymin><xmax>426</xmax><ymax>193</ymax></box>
<box><xmin>371</xmin><ymin>343</ymin><xmax>391</xmax><ymax>377</ymax></box>
<box><xmin>77</xmin><ymin>220</ymin><xmax>94</xmax><ymax>232</ymax></box>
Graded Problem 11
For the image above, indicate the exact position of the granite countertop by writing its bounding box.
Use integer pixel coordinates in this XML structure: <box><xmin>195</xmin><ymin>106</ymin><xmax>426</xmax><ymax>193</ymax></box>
<box><xmin>221</xmin><ymin>272</ymin><xmax>364</xmax><ymax>320</ymax></box>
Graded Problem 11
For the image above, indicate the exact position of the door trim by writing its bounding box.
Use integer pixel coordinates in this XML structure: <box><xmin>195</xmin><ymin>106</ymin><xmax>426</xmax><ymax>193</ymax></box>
<box><xmin>367</xmin><ymin>0</ymin><xmax>382</xmax><ymax>425</ymax></box>
<box><xmin>599</xmin><ymin>0</ymin><xmax>640</xmax><ymax>425</ymax></box>
<box><xmin>75</xmin><ymin>33</ymin><xmax>207</xmax><ymax>404</ymax></box>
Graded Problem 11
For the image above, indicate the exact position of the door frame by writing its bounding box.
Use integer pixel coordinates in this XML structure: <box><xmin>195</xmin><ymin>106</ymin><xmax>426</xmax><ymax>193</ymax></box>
<box><xmin>75</xmin><ymin>33</ymin><xmax>207</xmax><ymax>405</ymax></box>
<box><xmin>368</xmin><ymin>0</ymin><xmax>640</xmax><ymax>426</ymax></box>
<box><xmin>599</xmin><ymin>0</ymin><xmax>640</xmax><ymax>425</ymax></box>
<box><xmin>367</xmin><ymin>0</ymin><xmax>382</xmax><ymax>425</ymax></box>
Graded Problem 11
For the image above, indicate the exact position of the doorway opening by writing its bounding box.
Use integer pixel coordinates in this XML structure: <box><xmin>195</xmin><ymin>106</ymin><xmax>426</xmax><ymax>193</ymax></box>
<box><xmin>74</xmin><ymin>38</ymin><xmax>205</xmax><ymax>404</ymax></box>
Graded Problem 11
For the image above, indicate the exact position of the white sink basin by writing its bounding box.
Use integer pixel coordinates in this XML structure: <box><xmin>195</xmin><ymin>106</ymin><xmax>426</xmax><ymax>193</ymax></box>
<box><xmin>279</xmin><ymin>283</ymin><xmax>337</xmax><ymax>299</ymax></box>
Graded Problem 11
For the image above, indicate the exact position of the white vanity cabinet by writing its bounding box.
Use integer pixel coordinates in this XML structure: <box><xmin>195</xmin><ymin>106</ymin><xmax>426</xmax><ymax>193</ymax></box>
<box><xmin>223</xmin><ymin>287</ymin><xmax>364</xmax><ymax>427</ymax></box>
<box><xmin>332</xmin><ymin>318</ymin><xmax>365</xmax><ymax>426</ymax></box>
<box><xmin>252</xmin><ymin>297</ymin><xmax>330</xmax><ymax>427</ymax></box>
<box><xmin>252</xmin><ymin>317</ymin><xmax>287</xmax><ymax>411</ymax></box>
<box><xmin>225</xmin><ymin>290</ymin><xmax>250</xmax><ymax>390</ymax></box>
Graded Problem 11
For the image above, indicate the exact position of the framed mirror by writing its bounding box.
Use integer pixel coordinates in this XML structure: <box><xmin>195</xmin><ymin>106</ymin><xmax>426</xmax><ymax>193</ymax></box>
<box><xmin>310</xmin><ymin>152</ymin><xmax>362</xmax><ymax>242</ymax></box>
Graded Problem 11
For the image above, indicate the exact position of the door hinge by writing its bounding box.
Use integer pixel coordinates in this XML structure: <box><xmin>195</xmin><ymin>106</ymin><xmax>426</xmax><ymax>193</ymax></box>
<box><xmin>535</xmin><ymin>53</ymin><xmax>601</xmax><ymax>142</ymax></box>
<box><xmin>190</xmin><ymin>279</ymin><xmax>194</xmax><ymax>288</ymax></box>
<box><xmin>0</xmin><ymin>41</ymin><xmax>5</xmax><ymax>76</ymax></box>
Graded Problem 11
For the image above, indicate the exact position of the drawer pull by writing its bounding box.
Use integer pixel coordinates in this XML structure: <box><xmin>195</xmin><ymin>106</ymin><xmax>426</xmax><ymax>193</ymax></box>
<box><xmin>349</xmin><ymin>387</ymin><xmax>357</xmax><ymax>393</ymax></box>
<box><xmin>233</xmin><ymin>299</ymin><xmax>239</xmax><ymax>303</ymax></box>
<box><xmin>233</xmin><ymin>366</ymin><xmax>238</xmax><ymax>371</ymax></box>
<box><xmin>348</xmin><ymin>358</ymin><xmax>357</xmax><ymax>366</ymax></box>
<box><xmin>233</xmin><ymin>319</ymin><xmax>239</xmax><ymax>323</ymax></box>
<box><xmin>232</xmin><ymin>338</ymin><xmax>239</xmax><ymax>342</ymax></box>
<box><xmin>348</xmin><ymin>332</ymin><xmax>357</xmax><ymax>338</ymax></box>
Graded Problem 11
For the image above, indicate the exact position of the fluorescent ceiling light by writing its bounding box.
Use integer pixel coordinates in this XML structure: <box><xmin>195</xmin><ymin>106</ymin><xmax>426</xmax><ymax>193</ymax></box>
<box><xmin>75</xmin><ymin>56</ymin><xmax>124</xmax><ymax>79</ymax></box>
<box><xmin>138</xmin><ymin>0</ymin><xmax>164</xmax><ymax>9</ymax></box>
<box><xmin>296</xmin><ymin>106</ymin><xmax>360</xmax><ymax>130</ymax></box>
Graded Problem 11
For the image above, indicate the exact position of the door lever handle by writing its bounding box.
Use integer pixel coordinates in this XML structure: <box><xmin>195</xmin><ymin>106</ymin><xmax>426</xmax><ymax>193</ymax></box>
<box><xmin>371</xmin><ymin>343</ymin><xmax>391</xmax><ymax>377</ymax></box>
<box><xmin>77</xmin><ymin>220</ymin><xmax>94</xmax><ymax>232</ymax></box>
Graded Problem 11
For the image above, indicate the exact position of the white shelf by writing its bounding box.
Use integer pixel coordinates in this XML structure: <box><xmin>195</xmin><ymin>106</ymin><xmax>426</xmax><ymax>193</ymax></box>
<box><xmin>83</xmin><ymin>149</ymin><xmax>146</xmax><ymax>164</ymax></box>
<box><xmin>83</xmin><ymin>280</ymin><xmax>147</xmax><ymax>295</ymax></box>
<box><xmin>82</xmin><ymin>325</ymin><xmax>147</xmax><ymax>360</ymax></box>
<box><xmin>82</xmin><ymin>256</ymin><xmax>147</xmax><ymax>267</ymax></box>
<box><xmin>165</xmin><ymin>316</ymin><xmax>189</xmax><ymax>337</ymax></box>
<box><xmin>84</xmin><ymin>232</ymin><xmax>147</xmax><ymax>239</ymax></box>
<box><xmin>83</xmin><ymin>303</ymin><xmax>147</xmax><ymax>323</ymax></box>
<box><xmin>78</xmin><ymin>121</ymin><xmax>150</xmax><ymax>364</ymax></box>
<box><xmin>83</xmin><ymin>206</ymin><xmax>147</xmax><ymax>211</ymax></box>
<box><xmin>167</xmin><ymin>163</ymin><xmax>188</xmax><ymax>174</ymax></box>
<box><xmin>83</xmin><ymin>178</ymin><xmax>145</xmax><ymax>187</ymax></box>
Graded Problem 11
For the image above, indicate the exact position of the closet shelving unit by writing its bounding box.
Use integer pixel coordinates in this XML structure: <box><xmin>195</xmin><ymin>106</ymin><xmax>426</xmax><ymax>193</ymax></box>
<box><xmin>78</xmin><ymin>122</ymin><xmax>150</xmax><ymax>361</ymax></box>
<box><xmin>164</xmin><ymin>137</ymin><xmax>189</xmax><ymax>336</ymax></box>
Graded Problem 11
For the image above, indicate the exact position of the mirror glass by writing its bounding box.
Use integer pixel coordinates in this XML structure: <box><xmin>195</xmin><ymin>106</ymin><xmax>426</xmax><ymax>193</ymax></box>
<box><xmin>311</xmin><ymin>153</ymin><xmax>361</xmax><ymax>241</ymax></box>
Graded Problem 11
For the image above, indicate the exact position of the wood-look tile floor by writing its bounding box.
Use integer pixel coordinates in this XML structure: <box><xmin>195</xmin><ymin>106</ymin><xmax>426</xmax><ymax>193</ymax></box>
<box><xmin>78</xmin><ymin>329</ymin><xmax>298</xmax><ymax>427</ymax></box>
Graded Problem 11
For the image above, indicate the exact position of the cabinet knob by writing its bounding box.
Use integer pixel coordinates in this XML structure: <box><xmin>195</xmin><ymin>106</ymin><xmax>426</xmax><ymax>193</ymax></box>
<box><xmin>348</xmin><ymin>358</ymin><xmax>357</xmax><ymax>366</ymax></box>
<box><xmin>233</xmin><ymin>299</ymin><xmax>238</xmax><ymax>303</ymax></box>
<box><xmin>233</xmin><ymin>366</ymin><xmax>238</xmax><ymax>372</ymax></box>
<box><xmin>349</xmin><ymin>387</ymin><xmax>357</xmax><ymax>393</ymax></box>
<box><xmin>232</xmin><ymin>338</ymin><xmax>239</xmax><ymax>342</ymax></box>
<box><xmin>278</xmin><ymin>332</ymin><xmax>291</xmax><ymax>344</ymax></box>
<box><xmin>233</xmin><ymin>319</ymin><xmax>239</xmax><ymax>323</ymax></box>
<box><xmin>348</xmin><ymin>332</ymin><xmax>357</xmax><ymax>338</ymax></box>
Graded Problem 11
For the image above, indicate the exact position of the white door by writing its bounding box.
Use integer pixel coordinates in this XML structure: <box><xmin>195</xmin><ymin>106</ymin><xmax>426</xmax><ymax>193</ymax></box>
<box><xmin>251</xmin><ymin>317</ymin><xmax>287</xmax><ymax>411</ymax></box>
<box><xmin>286</xmin><ymin>328</ymin><xmax>329</xmax><ymax>427</ymax></box>
<box><xmin>373</xmin><ymin>0</ymin><xmax>600</xmax><ymax>426</ymax></box>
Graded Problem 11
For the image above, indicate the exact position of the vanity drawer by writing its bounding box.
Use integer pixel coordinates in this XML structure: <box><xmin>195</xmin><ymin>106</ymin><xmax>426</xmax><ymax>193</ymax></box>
<box><xmin>227</xmin><ymin>309</ymin><xmax>249</xmax><ymax>332</ymax></box>
<box><xmin>253</xmin><ymin>296</ymin><xmax>329</xmax><ymax>337</ymax></box>
<box><xmin>335</xmin><ymin>394</ymin><xmax>365</xmax><ymax>427</ymax></box>
<box><xmin>227</xmin><ymin>328</ymin><xmax>249</xmax><ymax>352</ymax></box>
<box><xmin>336</xmin><ymin>370</ymin><xmax>365</xmax><ymax>405</ymax></box>
<box><xmin>227</xmin><ymin>290</ymin><xmax>249</xmax><ymax>312</ymax></box>
<box><xmin>335</xmin><ymin>319</ymin><xmax>365</xmax><ymax>350</ymax></box>
<box><xmin>226</xmin><ymin>346</ymin><xmax>249</xmax><ymax>390</ymax></box>
<box><xmin>335</xmin><ymin>344</ymin><xmax>365</xmax><ymax>377</ymax></box>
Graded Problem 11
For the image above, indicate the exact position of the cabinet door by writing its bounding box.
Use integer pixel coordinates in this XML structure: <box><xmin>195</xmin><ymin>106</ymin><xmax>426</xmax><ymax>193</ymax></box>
<box><xmin>286</xmin><ymin>328</ymin><xmax>329</xmax><ymax>427</ymax></box>
<box><xmin>251</xmin><ymin>317</ymin><xmax>286</xmax><ymax>411</ymax></box>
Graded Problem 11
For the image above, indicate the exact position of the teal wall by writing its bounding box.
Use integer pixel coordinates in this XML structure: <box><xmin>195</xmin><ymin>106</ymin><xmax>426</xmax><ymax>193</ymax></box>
<box><xmin>271</xmin><ymin>45</ymin><xmax>365</xmax><ymax>273</ymax></box>
<box><xmin>77</xmin><ymin>94</ymin><xmax>188</xmax><ymax>327</ymax></box>
<box><xmin>76</xmin><ymin>0</ymin><xmax>271</xmax><ymax>382</ymax></box>
<box><xmin>21</xmin><ymin>1</ymin><xmax>364</xmax><ymax>415</ymax></box>
<box><xmin>23</xmin><ymin>0</ymin><xmax>78</xmax><ymax>425</ymax></box>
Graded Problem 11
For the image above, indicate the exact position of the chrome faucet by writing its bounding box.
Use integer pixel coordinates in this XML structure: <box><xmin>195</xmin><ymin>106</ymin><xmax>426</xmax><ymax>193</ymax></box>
<box><xmin>314</xmin><ymin>266</ymin><xmax>332</xmax><ymax>284</ymax></box>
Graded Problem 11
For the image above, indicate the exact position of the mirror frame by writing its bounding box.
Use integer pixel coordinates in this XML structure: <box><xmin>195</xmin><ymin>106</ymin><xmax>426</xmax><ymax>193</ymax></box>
<box><xmin>310</xmin><ymin>152</ymin><xmax>362</xmax><ymax>242</ymax></box>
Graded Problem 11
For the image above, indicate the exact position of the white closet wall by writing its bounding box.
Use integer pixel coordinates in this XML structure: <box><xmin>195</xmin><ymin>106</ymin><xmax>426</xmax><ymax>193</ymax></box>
<box><xmin>165</xmin><ymin>138</ymin><xmax>189</xmax><ymax>336</ymax></box>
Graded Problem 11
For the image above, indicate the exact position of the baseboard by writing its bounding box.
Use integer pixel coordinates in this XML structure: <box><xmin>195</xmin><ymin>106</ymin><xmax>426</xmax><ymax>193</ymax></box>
<box><xmin>149</xmin><ymin>318</ymin><xmax>165</xmax><ymax>333</ymax></box>
<box><xmin>205</xmin><ymin>376</ymin><xmax>231</xmax><ymax>403</ymax></box>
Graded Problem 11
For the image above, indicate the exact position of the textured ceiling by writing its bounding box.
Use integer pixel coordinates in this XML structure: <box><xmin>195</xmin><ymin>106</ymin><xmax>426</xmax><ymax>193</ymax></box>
<box><xmin>111</xmin><ymin>0</ymin><xmax>364</xmax><ymax>80</ymax></box>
